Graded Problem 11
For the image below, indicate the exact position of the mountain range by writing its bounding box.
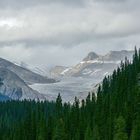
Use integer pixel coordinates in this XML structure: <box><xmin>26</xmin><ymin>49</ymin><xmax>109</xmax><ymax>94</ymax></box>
<box><xmin>50</xmin><ymin>50</ymin><xmax>134</xmax><ymax>79</ymax></box>
<box><xmin>30</xmin><ymin>50</ymin><xmax>134</xmax><ymax>102</ymax></box>
<box><xmin>0</xmin><ymin>50</ymin><xmax>134</xmax><ymax>101</ymax></box>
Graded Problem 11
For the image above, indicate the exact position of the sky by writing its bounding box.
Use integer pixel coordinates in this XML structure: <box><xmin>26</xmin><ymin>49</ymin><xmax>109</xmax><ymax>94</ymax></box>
<box><xmin>0</xmin><ymin>0</ymin><xmax>139</xmax><ymax>67</ymax></box>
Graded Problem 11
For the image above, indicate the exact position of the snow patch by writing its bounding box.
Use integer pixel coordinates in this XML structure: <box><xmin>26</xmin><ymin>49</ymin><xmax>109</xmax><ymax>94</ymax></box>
<box><xmin>80</xmin><ymin>60</ymin><xmax>121</xmax><ymax>64</ymax></box>
<box><xmin>82</xmin><ymin>69</ymin><xmax>92</xmax><ymax>75</ymax></box>
<box><xmin>90</xmin><ymin>69</ymin><xmax>102</xmax><ymax>76</ymax></box>
<box><xmin>61</xmin><ymin>68</ymin><xmax>72</xmax><ymax>75</ymax></box>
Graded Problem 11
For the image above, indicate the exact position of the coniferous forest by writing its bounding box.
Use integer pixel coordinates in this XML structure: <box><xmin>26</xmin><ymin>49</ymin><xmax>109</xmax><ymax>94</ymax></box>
<box><xmin>1</xmin><ymin>48</ymin><xmax>140</xmax><ymax>140</ymax></box>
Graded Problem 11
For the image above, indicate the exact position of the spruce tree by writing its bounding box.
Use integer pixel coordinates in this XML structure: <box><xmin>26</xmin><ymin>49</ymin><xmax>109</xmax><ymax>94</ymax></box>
<box><xmin>130</xmin><ymin>116</ymin><xmax>140</xmax><ymax>140</ymax></box>
<box><xmin>113</xmin><ymin>116</ymin><xmax>128</xmax><ymax>140</ymax></box>
<box><xmin>84</xmin><ymin>125</ymin><xmax>93</xmax><ymax>140</ymax></box>
<box><xmin>52</xmin><ymin>119</ymin><xmax>67</xmax><ymax>140</ymax></box>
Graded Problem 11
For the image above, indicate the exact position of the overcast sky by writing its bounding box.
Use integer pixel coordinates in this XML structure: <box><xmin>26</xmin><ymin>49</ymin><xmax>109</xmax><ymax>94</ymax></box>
<box><xmin>0</xmin><ymin>0</ymin><xmax>139</xmax><ymax>67</ymax></box>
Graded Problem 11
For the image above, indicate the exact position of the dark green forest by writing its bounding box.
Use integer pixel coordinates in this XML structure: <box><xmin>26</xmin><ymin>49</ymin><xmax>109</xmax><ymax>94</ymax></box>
<box><xmin>0</xmin><ymin>47</ymin><xmax>140</xmax><ymax>140</ymax></box>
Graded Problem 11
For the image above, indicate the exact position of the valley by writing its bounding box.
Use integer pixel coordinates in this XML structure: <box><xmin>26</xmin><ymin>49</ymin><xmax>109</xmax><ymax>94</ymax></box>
<box><xmin>30</xmin><ymin>77</ymin><xmax>100</xmax><ymax>102</ymax></box>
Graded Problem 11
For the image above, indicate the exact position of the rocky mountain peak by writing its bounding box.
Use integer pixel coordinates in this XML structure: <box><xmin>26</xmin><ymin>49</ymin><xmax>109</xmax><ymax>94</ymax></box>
<box><xmin>83</xmin><ymin>52</ymin><xmax>99</xmax><ymax>61</ymax></box>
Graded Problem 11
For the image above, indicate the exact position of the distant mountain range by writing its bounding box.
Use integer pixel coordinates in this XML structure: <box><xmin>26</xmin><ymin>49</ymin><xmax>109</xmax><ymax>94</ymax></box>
<box><xmin>28</xmin><ymin>50</ymin><xmax>134</xmax><ymax>102</ymax></box>
<box><xmin>50</xmin><ymin>50</ymin><xmax>134</xmax><ymax>79</ymax></box>
<box><xmin>0</xmin><ymin>50</ymin><xmax>134</xmax><ymax>101</ymax></box>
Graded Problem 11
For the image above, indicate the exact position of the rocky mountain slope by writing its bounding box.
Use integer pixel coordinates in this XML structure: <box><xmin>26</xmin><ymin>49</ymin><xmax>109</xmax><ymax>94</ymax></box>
<box><xmin>14</xmin><ymin>61</ymin><xmax>50</xmax><ymax>77</ymax></box>
<box><xmin>50</xmin><ymin>50</ymin><xmax>134</xmax><ymax>78</ymax></box>
<box><xmin>0</xmin><ymin>68</ymin><xmax>46</xmax><ymax>100</ymax></box>
<box><xmin>0</xmin><ymin>58</ymin><xmax>56</xmax><ymax>101</ymax></box>
<box><xmin>0</xmin><ymin>58</ymin><xmax>55</xmax><ymax>84</ymax></box>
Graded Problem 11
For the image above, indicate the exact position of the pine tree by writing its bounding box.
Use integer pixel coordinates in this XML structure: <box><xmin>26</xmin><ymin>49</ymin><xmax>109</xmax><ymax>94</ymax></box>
<box><xmin>93</xmin><ymin>125</ymin><xmax>100</xmax><ymax>140</ymax></box>
<box><xmin>36</xmin><ymin>117</ymin><xmax>47</xmax><ymax>140</ymax></box>
<box><xmin>130</xmin><ymin>116</ymin><xmax>140</xmax><ymax>140</ymax></box>
<box><xmin>113</xmin><ymin>116</ymin><xmax>128</xmax><ymax>140</ymax></box>
<box><xmin>56</xmin><ymin>93</ymin><xmax>62</xmax><ymax>116</ymax></box>
<box><xmin>56</xmin><ymin>93</ymin><xmax>62</xmax><ymax>109</ymax></box>
<box><xmin>52</xmin><ymin>119</ymin><xmax>67</xmax><ymax>140</ymax></box>
<box><xmin>84</xmin><ymin>125</ymin><xmax>93</xmax><ymax>140</ymax></box>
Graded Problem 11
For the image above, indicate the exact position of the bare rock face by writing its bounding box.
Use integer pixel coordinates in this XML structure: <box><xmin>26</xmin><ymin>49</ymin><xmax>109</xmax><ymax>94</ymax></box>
<box><xmin>0</xmin><ymin>67</ymin><xmax>46</xmax><ymax>100</ymax></box>
<box><xmin>83</xmin><ymin>52</ymin><xmax>99</xmax><ymax>61</ymax></box>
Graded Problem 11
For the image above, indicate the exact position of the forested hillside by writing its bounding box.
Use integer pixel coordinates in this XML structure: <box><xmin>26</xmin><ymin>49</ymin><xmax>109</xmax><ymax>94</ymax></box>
<box><xmin>0</xmin><ymin>47</ymin><xmax>140</xmax><ymax>140</ymax></box>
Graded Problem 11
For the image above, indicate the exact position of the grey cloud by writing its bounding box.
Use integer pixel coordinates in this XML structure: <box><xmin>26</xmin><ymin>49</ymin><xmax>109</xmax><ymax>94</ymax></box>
<box><xmin>0</xmin><ymin>0</ymin><xmax>139</xmax><ymax>66</ymax></box>
<box><xmin>0</xmin><ymin>0</ymin><xmax>86</xmax><ymax>9</ymax></box>
<box><xmin>0</xmin><ymin>0</ymin><xmax>134</xmax><ymax>10</ymax></box>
